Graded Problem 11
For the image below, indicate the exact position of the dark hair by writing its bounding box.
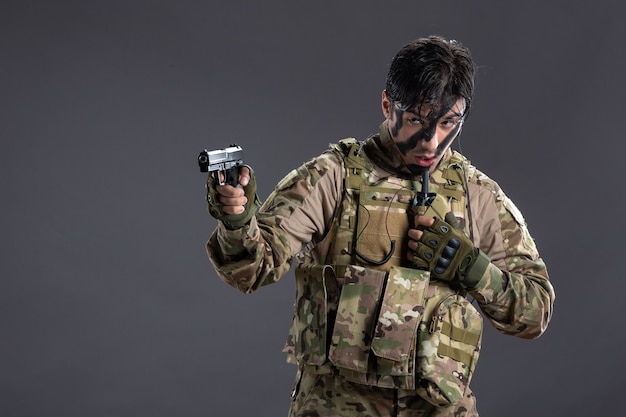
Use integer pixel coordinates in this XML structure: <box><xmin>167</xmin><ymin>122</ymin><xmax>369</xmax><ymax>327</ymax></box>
<box><xmin>385</xmin><ymin>36</ymin><xmax>476</xmax><ymax>117</ymax></box>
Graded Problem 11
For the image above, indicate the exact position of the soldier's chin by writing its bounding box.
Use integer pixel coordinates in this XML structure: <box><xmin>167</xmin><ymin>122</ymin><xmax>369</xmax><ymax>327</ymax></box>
<box><xmin>407</xmin><ymin>164</ymin><xmax>429</xmax><ymax>175</ymax></box>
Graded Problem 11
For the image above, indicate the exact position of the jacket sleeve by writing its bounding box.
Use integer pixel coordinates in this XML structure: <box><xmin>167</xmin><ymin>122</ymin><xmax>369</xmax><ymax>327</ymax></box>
<box><xmin>206</xmin><ymin>152</ymin><xmax>343</xmax><ymax>294</ymax></box>
<box><xmin>468</xmin><ymin>181</ymin><xmax>555</xmax><ymax>339</ymax></box>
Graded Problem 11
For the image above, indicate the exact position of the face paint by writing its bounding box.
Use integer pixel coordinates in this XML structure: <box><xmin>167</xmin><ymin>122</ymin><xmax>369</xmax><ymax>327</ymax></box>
<box><xmin>390</xmin><ymin>106</ymin><xmax>404</xmax><ymax>137</ymax></box>
<box><xmin>435</xmin><ymin>122</ymin><xmax>462</xmax><ymax>157</ymax></box>
<box><xmin>385</xmin><ymin>96</ymin><xmax>466</xmax><ymax>175</ymax></box>
<box><xmin>394</xmin><ymin>106</ymin><xmax>453</xmax><ymax>155</ymax></box>
<box><xmin>396</xmin><ymin>114</ymin><xmax>463</xmax><ymax>175</ymax></box>
<box><xmin>396</xmin><ymin>124</ymin><xmax>434</xmax><ymax>154</ymax></box>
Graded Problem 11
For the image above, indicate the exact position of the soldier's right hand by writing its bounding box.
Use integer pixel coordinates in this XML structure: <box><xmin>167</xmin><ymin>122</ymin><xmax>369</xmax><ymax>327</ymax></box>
<box><xmin>206</xmin><ymin>165</ymin><xmax>260</xmax><ymax>229</ymax></box>
<box><xmin>215</xmin><ymin>166</ymin><xmax>250</xmax><ymax>215</ymax></box>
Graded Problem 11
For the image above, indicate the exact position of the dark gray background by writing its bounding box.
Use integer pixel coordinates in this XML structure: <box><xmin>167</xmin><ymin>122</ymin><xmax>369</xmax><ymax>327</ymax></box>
<box><xmin>2</xmin><ymin>1</ymin><xmax>624</xmax><ymax>416</ymax></box>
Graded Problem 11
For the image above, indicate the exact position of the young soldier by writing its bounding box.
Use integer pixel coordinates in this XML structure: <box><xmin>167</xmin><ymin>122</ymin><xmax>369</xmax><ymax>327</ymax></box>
<box><xmin>204</xmin><ymin>36</ymin><xmax>555</xmax><ymax>417</ymax></box>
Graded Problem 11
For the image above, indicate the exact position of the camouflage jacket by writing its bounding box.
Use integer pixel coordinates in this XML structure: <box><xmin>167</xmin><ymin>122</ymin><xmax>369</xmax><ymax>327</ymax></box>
<box><xmin>206</xmin><ymin>121</ymin><xmax>555</xmax><ymax>406</ymax></box>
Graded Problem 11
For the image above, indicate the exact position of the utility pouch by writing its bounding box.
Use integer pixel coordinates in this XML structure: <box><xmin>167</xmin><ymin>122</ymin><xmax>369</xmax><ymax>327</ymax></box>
<box><xmin>370</xmin><ymin>266</ymin><xmax>429</xmax><ymax>384</ymax></box>
<box><xmin>329</xmin><ymin>265</ymin><xmax>386</xmax><ymax>372</ymax></box>
<box><xmin>416</xmin><ymin>293</ymin><xmax>483</xmax><ymax>406</ymax></box>
<box><xmin>292</xmin><ymin>263</ymin><xmax>338</xmax><ymax>366</ymax></box>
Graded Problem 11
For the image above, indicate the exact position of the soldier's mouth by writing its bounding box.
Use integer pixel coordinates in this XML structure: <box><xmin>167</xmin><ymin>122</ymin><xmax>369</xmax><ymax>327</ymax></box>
<box><xmin>414</xmin><ymin>156</ymin><xmax>435</xmax><ymax>167</ymax></box>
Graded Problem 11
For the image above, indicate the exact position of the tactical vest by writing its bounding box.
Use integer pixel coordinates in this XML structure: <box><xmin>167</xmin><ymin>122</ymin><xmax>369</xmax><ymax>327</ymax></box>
<box><xmin>289</xmin><ymin>138</ymin><xmax>483</xmax><ymax>406</ymax></box>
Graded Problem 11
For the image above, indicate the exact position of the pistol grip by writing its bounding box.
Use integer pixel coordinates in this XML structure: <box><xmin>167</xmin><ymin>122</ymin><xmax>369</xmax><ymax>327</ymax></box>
<box><xmin>223</xmin><ymin>166</ymin><xmax>240</xmax><ymax>187</ymax></box>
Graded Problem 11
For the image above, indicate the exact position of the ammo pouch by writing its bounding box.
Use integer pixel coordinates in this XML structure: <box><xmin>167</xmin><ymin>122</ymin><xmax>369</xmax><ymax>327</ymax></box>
<box><xmin>415</xmin><ymin>286</ymin><xmax>483</xmax><ymax>406</ymax></box>
<box><xmin>292</xmin><ymin>263</ymin><xmax>338</xmax><ymax>365</ymax></box>
<box><xmin>292</xmin><ymin>262</ymin><xmax>482</xmax><ymax>405</ymax></box>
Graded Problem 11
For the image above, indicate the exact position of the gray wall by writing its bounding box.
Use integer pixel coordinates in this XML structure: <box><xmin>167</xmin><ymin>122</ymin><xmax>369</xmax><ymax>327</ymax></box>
<box><xmin>2</xmin><ymin>1</ymin><xmax>624</xmax><ymax>416</ymax></box>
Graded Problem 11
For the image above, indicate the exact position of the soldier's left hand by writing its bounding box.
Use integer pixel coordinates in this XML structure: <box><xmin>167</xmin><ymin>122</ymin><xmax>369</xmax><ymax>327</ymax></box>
<box><xmin>407</xmin><ymin>212</ymin><xmax>490</xmax><ymax>288</ymax></box>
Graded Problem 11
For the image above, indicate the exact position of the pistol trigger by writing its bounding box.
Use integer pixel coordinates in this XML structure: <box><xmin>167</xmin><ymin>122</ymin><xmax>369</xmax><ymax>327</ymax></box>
<box><xmin>213</xmin><ymin>171</ymin><xmax>225</xmax><ymax>186</ymax></box>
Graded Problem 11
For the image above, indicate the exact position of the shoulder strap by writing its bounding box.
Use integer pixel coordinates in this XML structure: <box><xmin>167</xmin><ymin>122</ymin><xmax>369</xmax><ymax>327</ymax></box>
<box><xmin>329</xmin><ymin>138</ymin><xmax>370</xmax><ymax>191</ymax></box>
<box><xmin>435</xmin><ymin>151</ymin><xmax>471</xmax><ymax>201</ymax></box>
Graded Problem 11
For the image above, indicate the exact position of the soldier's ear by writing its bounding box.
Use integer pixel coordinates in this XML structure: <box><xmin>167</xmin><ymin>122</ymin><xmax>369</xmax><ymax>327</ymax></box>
<box><xmin>381</xmin><ymin>90</ymin><xmax>392</xmax><ymax>119</ymax></box>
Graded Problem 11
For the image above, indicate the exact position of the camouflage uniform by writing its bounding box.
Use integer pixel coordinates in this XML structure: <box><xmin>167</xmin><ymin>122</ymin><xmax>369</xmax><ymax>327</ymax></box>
<box><xmin>206</xmin><ymin>121</ymin><xmax>555</xmax><ymax>416</ymax></box>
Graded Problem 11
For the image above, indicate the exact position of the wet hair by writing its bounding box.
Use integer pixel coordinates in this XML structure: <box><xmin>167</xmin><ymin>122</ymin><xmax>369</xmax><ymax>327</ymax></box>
<box><xmin>385</xmin><ymin>36</ymin><xmax>476</xmax><ymax>118</ymax></box>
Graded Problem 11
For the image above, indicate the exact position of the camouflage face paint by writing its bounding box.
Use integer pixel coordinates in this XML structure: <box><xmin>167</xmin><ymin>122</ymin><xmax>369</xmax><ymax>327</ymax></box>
<box><xmin>434</xmin><ymin>122</ymin><xmax>462</xmax><ymax>157</ymax></box>
<box><xmin>401</xmin><ymin>122</ymin><xmax>463</xmax><ymax>175</ymax></box>
<box><xmin>395</xmin><ymin>122</ymin><xmax>436</xmax><ymax>155</ymax></box>
<box><xmin>394</xmin><ymin>105</ymin><xmax>456</xmax><ymax>155</ymax></box>
<box><xmin>389</xmin><ymin>106</ymin><xmax>404</xmax><ymax>138</ymax></box>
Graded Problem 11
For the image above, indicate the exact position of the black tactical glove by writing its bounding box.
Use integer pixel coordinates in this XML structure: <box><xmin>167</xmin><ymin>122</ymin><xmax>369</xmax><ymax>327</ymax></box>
<box><xmin>412</xmin><ymin>212</ymin><xmax>490</xmax><ymax>289</ymax></box>
<box><xmin>206</xmin><ymin>165</ymin><xmax>260</xmax><ymax>229</ymax></box>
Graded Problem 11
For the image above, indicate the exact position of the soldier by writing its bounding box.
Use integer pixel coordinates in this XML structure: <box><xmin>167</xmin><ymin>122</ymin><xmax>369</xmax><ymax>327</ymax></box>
<box><xmin>204</xmin><ymin>36</ymin><xmax>555</xmax><ymax>416</ymax></box>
